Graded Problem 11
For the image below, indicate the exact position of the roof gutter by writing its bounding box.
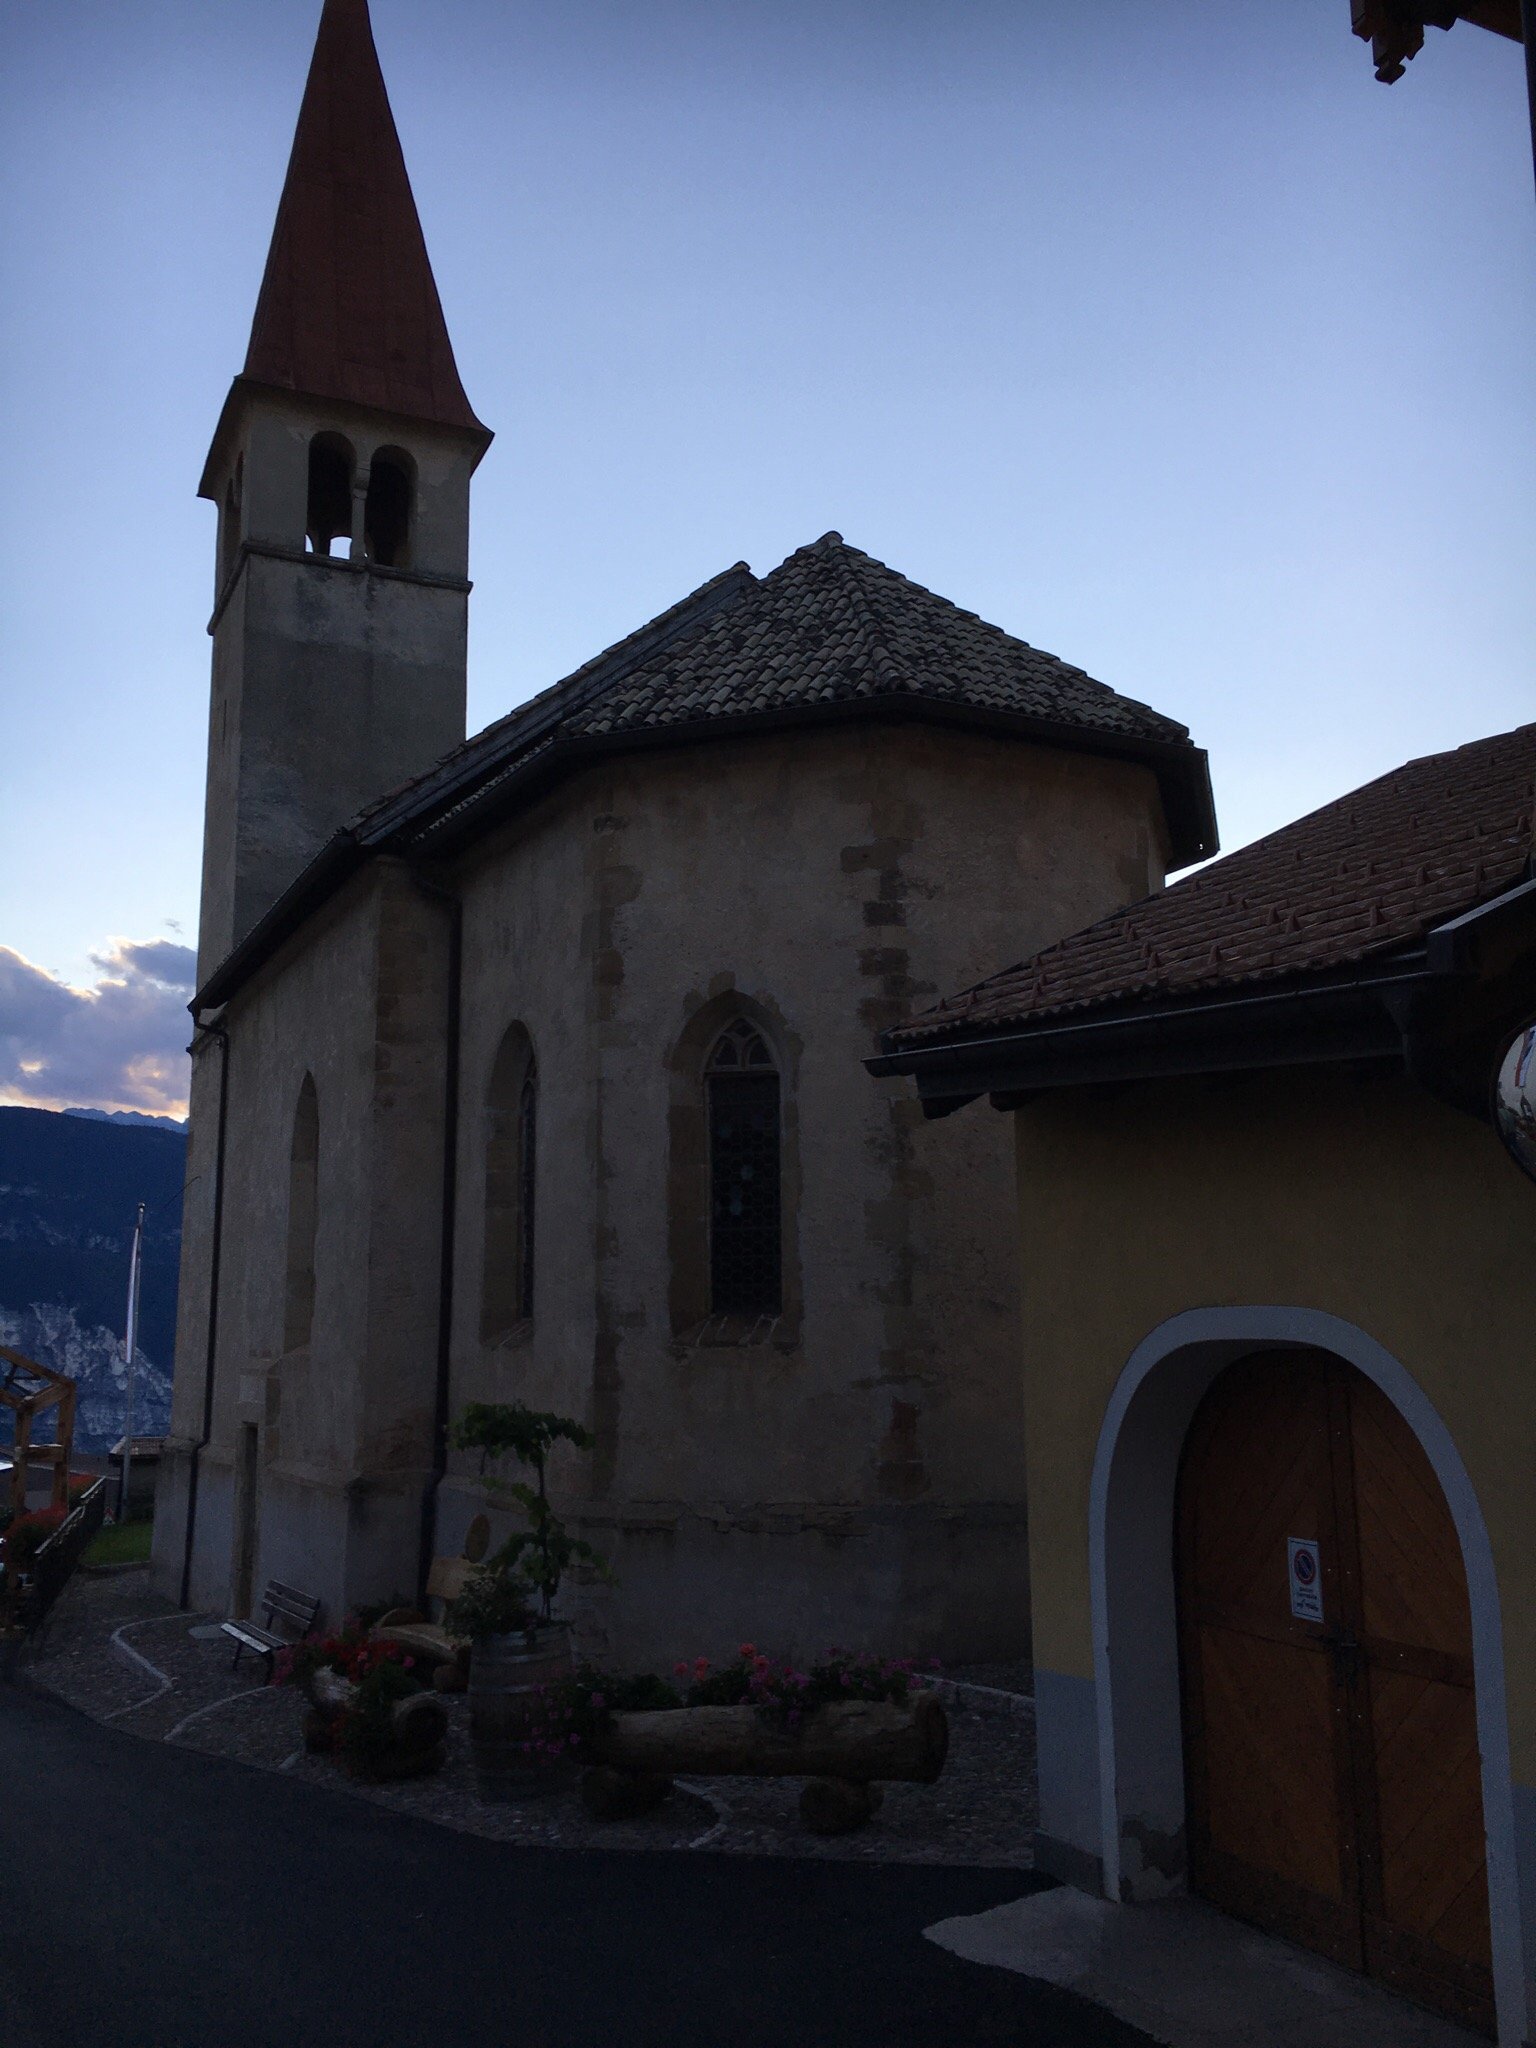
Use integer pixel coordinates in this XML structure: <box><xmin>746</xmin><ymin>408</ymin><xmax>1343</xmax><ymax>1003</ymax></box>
<box><xmin>409</xmin><ymin>696</ymin><xmax>1215</xmax><ymax>866</ymax></box>
<box><xmin>867</xmin><ymin>960</ymin><xmax>1443</xmax><ymax>1115</ymax></box>
<box><xmin>192</xmin><ymin>831</ymin><xmax>367</xmax><ymax>1014</ymax></box>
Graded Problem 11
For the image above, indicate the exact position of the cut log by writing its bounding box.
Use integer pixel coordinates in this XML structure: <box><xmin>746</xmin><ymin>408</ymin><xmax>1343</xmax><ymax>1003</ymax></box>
<box><xmin>800</xmin><ymin>1777</ymin><xmax>882</xmax><ymax>1835</ymax></box>
<box><xmin>372</xmin><ymin>1622</ymin><xmax>463</xmax><ymax>1670</ymax></box>
<box><xmin>391</xmin><ymin>1690</ymin><xmax>448</xmax><ymax>1753</ymax></box>
<box><xmin>311</xmin><ymin>1667</ymin><xmax>356</xmax><ymax>1715</ymax></box>
<box><xmin>591</xmin><ymin>1695</ymin><xmax>947</xmax><ymax>1784</ymax></box>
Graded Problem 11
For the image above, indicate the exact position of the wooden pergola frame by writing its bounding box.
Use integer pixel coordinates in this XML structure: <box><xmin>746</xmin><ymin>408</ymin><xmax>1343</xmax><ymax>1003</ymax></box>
<box><xmin>0</xmin><ymin>1348</ymin><xmax>77</xmax><ymax>1521</ymax></box>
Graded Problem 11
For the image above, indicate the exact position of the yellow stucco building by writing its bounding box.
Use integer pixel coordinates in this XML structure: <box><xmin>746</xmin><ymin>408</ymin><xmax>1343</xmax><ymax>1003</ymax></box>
<box><xmin>875</xmin><ymin>723</ymin><xmax>1536</xmax><ymax>2043</ymax></box>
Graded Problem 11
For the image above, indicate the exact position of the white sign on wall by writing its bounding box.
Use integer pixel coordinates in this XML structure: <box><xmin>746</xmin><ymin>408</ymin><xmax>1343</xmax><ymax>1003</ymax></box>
<box><xmin>1287</xmin><ymin>1537</ymin><xmax>1323</xmax><ymax>1623</ymax></box>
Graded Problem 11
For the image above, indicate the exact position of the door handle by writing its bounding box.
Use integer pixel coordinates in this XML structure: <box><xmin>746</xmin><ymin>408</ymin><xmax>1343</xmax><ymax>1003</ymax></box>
<box><xmin>1329</xmin><ymin>1633</ymin><xmax>1362</xmax><ymax>1683</ymax></box>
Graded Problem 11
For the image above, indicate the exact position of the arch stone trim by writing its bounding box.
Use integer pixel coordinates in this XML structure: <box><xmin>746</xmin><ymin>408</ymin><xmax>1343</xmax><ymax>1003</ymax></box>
<box><xmin>1085</xmin><ymin>1305</ymin><xmax>1530</xmax><ymax>2047</ymax></box>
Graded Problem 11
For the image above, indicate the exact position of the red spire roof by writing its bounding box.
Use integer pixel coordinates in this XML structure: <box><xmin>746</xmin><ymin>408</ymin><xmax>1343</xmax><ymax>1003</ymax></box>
<box><xmin>242</xmin><ymin>0</ymin><xmax>486</xmax><ymax>436</ymax></box>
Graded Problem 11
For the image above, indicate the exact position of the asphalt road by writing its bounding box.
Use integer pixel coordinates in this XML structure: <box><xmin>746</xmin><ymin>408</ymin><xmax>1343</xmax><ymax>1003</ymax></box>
<box><xmin>0</xmin><ymin>1680</ymin><xmax>1152</xmax><ymax>2048</ymax></box>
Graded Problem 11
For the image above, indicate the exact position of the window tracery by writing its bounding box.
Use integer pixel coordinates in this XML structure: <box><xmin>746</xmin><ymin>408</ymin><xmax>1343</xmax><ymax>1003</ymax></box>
<box><xmin>706</xmin><ymin>1022</ymin><xmax>781</xmax><ymax>1317</ymax></box>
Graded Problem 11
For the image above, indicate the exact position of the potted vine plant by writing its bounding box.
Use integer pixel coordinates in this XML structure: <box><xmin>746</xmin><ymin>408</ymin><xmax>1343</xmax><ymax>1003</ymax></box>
<box><xmin>448</xmin><ymin>1402</ymin><xmax>614</xmax><ymax>1801</ymax></box>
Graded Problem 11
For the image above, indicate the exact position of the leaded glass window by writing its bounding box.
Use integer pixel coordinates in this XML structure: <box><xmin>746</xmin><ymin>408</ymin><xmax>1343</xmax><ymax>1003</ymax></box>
<box><xmin>706</xmin><ymin>1022</ymin><xmax>781</xmax><ymax>1317</ymax></box>
<box><xmin>517</xmin><ymin>1066</ymin><xmax>537</xmax><ymax>1320</ymax></box>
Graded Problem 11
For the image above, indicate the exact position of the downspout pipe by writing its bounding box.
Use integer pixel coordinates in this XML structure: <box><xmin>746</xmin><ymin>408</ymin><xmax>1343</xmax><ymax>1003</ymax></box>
<box><xmin>414</xmin><ymin>873</ymin><xmax>463</xmax><ymax>1607</ymax></box>
<box><xmin>180</xmin><ymin>1017</ymin><xmax>231</xmax><ymax>1610</ymax></box>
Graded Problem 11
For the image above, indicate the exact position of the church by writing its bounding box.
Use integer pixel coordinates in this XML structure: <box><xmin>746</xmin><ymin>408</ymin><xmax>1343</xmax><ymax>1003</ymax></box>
<box><xmin>151</xmin><ymin>0</ymin><xmax>1214</xmax><ymax>1667</ymax></box>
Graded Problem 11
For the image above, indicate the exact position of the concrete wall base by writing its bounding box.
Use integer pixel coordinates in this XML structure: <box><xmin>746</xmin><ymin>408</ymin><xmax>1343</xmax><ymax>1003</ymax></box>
<box><xmin>432</xmin><ymin>1482</ymin><xmax>1031</xmax><ymax>1669</ymax></box>
<box><xmin>1033</xmin><ymin>1830</ymin><xmax>1106</xmax><ymax>1894</ymax></box>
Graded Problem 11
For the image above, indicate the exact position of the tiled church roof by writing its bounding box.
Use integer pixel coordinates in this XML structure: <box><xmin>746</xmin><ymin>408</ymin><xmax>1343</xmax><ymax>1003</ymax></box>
<box><xmin>886</xmin><ymin>723</ymin><xmax>1536</xmax><ymax>1049</ymax></box>
<box><xmin>361</xmin><ymin>532</ymin><xmax>1212</xmax><ymax>858</ymax></box>
<box><xmin>197</xmin><ymin>532</ymin><xmax>1213</xmax><ymax>1009</ymax></box>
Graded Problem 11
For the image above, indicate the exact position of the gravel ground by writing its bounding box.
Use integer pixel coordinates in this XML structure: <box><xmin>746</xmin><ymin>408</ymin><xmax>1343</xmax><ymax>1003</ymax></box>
<box><xmin>23</xmin><ymin>1568</ymin><xmax>1037</xmax><ymax>1867</ymax></box>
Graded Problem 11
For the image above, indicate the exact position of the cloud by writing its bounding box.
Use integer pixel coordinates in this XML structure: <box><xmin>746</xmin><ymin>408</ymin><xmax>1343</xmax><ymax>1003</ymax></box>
<box><xmin>0</xmin><ymin>938</ymin><xmax>195</xmax><ymax>1118</ymax></box>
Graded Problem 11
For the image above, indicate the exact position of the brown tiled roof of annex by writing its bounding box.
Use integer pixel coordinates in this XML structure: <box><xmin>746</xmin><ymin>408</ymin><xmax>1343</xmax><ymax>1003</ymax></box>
<box><xmin>888</xmin><ymin>723</ymin><xmax>1536</xmax><ymax>1048</ymax></box>
<box><xmin>357</xmin><ymin>531</ymin><xmax>1207</xmax><ymax>849</ymax></box>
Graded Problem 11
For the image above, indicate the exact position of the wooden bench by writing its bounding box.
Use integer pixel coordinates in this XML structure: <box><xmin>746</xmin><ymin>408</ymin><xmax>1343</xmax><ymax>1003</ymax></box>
<box><xmin>221</xmin><ymin>1580</ymin><xmax>320</xmax><ymax>1673</ymax></box>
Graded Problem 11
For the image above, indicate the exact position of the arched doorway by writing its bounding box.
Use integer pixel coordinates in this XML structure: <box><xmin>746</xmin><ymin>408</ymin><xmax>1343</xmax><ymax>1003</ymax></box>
<box><xmin>1176</xmin><ymin>1348</ymin><xmax>1493</xmax><ymax>2033</ymax></box>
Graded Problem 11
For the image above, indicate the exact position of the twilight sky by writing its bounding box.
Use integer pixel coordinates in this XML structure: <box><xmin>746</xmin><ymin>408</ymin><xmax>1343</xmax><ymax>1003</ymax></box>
<box><xmin>1</xmin><ymin>0</ymin><xmax>1532</xmax><ymax>1117</ymax></box>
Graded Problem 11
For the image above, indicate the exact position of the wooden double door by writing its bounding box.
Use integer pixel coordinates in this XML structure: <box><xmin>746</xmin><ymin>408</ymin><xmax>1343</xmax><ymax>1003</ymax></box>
<box><xmin>1176</xmin><ymin>1350</ymin><xmax>1494</xmax><ymax>2034</ymax></box>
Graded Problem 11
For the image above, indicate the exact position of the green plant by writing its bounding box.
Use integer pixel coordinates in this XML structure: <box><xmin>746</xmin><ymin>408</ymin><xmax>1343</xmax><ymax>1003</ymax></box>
<box><xmin>504</xmin><ymin>1664</ymin><xmax>685</xmax><ymax>1772</ymax></box>
<box><xmin>452</xmin><ymin>1402</ymin><xmax>614</xmax><ymax>1624</ymax></box>
<box><xmin>446</xmin><ymin>1565</ymin><xmax>539</xmax><ymax>1641</ymax></box>
<box><xmin>339</xmin><ymin>1657</ymin><xmax>425</xmax><ymax>1775</ymax></box>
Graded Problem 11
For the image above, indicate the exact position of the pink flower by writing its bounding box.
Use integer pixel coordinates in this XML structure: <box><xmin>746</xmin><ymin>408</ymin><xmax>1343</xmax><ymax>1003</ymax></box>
<box><xmin>739</xmin><ymin>1642</ymin><xmax>757</xmax><ymax>1660</ymax></box>
<box><xmin>694</xmin><ymin>1657</ymin><xmax>709</xmax><ymax>1674</ymax></box>
<box><xmin>674</xmin><ymin>1661</ymin><xmax>689</xmax><ymax>1677</ymax></box>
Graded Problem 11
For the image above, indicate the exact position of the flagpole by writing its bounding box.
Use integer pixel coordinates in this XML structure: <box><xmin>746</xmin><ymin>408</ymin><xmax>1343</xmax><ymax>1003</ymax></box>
<box><xmin>119</xmin><ymin>1203</ymin><xmax>145</xmax><ymax>1522</ymax></box>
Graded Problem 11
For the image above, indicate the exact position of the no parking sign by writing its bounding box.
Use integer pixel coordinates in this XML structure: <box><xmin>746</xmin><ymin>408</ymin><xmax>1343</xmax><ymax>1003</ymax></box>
<box><xmin>1288</xmin><ymin>1537</ymin><xmax>1323</xmax><ymax>1622</ymax></box>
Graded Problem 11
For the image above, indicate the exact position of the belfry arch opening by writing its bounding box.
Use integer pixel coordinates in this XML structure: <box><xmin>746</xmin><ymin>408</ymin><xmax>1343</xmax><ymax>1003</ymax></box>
<box><xmin>305</xmin><ymin>433</ymin><xmax>354</xmax><ymax>557</ymax></box>
<box><xmin>218</xmin><ymin>453</ymin><xmax>244</xmax><ymax>590</ymax></box>
<box><xmin>364</xmin><ymin>448</ymin><xmax>413</xmax><ymax>567</ymax></box>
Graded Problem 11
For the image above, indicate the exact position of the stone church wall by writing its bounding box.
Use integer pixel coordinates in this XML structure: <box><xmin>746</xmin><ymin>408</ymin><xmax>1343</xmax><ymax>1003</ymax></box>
<box><xmin>153</xmin><ymin>864</ymin><xmax>452</xmax><ymax>1621</ymax></box>
<box><xmin>436</xmin><ymin>719</ymin><xmax>1167</xmax><ymax>1668</ymax></box>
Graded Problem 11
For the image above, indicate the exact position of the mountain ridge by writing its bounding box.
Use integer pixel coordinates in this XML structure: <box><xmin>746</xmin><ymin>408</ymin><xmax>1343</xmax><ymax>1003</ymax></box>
<box><xmin>0</xmin><ymin>1107</ymin><xmax>183</xmax><ymax>1451</ymax></box>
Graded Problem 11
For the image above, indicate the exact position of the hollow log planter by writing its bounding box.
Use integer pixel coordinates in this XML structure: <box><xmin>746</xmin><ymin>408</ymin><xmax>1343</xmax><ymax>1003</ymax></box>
<box><xmin>304</xmin><ymin>1667</ymin><xmax>448</xmax><ymax>1781</ymax></box>
<box><xmin>586</xmin><ymin>1694</ymin><xmax>947</xmax><ymax>1835</ymax></box>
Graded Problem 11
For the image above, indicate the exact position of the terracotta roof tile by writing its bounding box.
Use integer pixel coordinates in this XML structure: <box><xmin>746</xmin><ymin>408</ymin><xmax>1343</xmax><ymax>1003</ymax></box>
<box><xmin>890</xmin><ymin>723</ymin><xmax>1536</xmax><ymax>1047</ymax></box>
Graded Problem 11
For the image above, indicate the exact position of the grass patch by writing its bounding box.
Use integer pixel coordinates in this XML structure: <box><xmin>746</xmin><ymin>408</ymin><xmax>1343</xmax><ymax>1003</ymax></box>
<box><xmin>84</xmin><ymin>1519</ymin><xmax>153</xmax><ymax>1567</ymax></box>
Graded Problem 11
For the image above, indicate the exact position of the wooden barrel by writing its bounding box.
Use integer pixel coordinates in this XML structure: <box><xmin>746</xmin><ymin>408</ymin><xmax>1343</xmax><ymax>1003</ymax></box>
<box><xmin>467</xmin><ymin>1625</ymin><xmax>575</xmax><ymax>1800</ymax></box>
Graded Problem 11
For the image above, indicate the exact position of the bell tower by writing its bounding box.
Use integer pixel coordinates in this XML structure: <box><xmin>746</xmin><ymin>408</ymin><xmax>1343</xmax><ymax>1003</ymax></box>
<box><xmin>196</xmin><ymin>0</ymin><xmax>491</xmax><ymax>981</ymax></box>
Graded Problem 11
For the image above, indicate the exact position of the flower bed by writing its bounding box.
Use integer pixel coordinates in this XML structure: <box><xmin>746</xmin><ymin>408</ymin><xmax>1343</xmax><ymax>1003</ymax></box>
<box><xmin>274</xmin><ymin>1628</ymin><xmax>446</xmax><ymax>1781</ymax></box>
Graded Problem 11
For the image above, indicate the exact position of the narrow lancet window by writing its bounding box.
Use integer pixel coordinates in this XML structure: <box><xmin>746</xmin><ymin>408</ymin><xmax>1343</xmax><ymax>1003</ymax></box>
<box><xmin>706</xmin><ymin>1021</ymin><xmax>781</xmax><ymax>1316</ymax></box>
<box><xmin>283</xmin><ymin>1075</ymin><xmax>319</xmax><ymax>1351</ymax></box>
<box><xmin>482</xmin><ymin>1027</ymin><xmax>537</xmax><ymax>1338</ymax></box>
<box><xmin>516</xmin><ymin>1068</ymin><xmax>537</xmax><ymax>1320</ymax></box>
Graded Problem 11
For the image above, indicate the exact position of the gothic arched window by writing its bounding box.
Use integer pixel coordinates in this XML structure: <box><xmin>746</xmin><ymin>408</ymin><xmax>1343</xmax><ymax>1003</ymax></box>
<box><xmin>482</xmin><ymin>1027</ymin><xmax>537</xmax><ymax>1339</ymax></box>
<box><xmin>283</xmin><ymin>1074</ymin><xmax>319</xmax><ymax>1352</ymax></box>
<box><xmin>706</xmin><ymin>1020</ymin><xmax>781</xmax><ymax>1317</ymax></box>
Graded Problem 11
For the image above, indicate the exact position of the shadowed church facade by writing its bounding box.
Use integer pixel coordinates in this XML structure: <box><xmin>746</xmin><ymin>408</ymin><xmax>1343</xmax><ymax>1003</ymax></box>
<box><xmin>152</xmin><ymin>0</ymin><xmax>1215</xmax><ymax>1665</ymax></box>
